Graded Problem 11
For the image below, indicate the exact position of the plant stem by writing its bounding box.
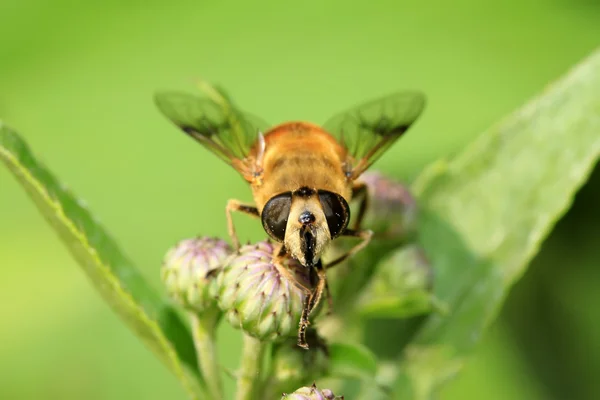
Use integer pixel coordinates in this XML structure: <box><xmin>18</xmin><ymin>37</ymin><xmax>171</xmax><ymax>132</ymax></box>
<box><xmin>190</xmin><ymin>311</ymin><xmax>223</xmax><ymax>400</ymax></box>
<box><xmin>235</xmin><ymin>334</ymin><xmax>266</xmax><ymax>400</ymax></box>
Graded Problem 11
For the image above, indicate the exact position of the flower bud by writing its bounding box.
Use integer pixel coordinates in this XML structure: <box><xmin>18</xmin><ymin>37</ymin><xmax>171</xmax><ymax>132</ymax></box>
<box><xmin>326</xmin><ymin>172</ymin><xmax>418</xmax><ymax>311</ymax></box>
<box><xmin>271</xmin><ymin>329</ymin><xmax>329</xmax><ymax>394</ymax></box>
<box><xmin>358</xmin><ymin>244</ymin><xmax>440</xmax><ymax>318</ymax></box>
<box><xmin>358</xmin><ymin>171</ymin><xmax>417</xmax><ymax>239</ymax></box>
<box><xmin>161</xmin><ymin>236</ymin><xmax>232</xmax><ymax>314</ymax></box>
<box><xmin>282</xmin><ymin>383</ymin><xmax>343</xmax><ymax>400</ymax></box>
<box><xmin>212</xmin><ymin>240</ymin><xmax>315</xmax><ymax>342</ymax></box>
<box><xmin>378</xmin><ymin>244</ymin><xmax>434</xmax><ymax>291</ymax></box>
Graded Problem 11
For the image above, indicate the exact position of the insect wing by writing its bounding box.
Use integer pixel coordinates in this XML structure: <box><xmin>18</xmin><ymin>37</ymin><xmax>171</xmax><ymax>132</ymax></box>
<box><xmin>154</xmin><ymin>87</ymin><xmax>269</xmax><ymax>178</ymax></box>
<box><xmin>322</xmin><ymin>91</ymin><xmax>425</xmax><ymax>179</ymax></box>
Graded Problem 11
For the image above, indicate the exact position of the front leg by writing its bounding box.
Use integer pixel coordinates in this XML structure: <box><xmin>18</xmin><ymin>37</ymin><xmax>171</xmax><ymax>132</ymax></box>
<box><xmin>226</xmin><ymin>199</ymin><xmax>259</xmax><ymax>250</ymax></box>
<box><xmin>326</xmin><ymin>228</ymin><xmax>373</xmax><ymax>270</ymax></box>
<box><xmin>298</xmin><ymin>228</ymin><xmax>372</xmax><ymax>348</ymax></box>
<box><xmin>298</xmin><ymin>261</ymin><xmax>327</xmax><ymax>349</ymax></box>
<box><xmin>268</xmin><ymin>243</ymin><xmax>316</xmax><ymax>349</ymax></box>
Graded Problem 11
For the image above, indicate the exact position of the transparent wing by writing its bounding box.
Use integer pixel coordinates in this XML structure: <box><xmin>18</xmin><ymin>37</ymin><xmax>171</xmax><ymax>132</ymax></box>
<box><xmin>322</xmin><ymin>91</ymin><xmax>426</xmax><ymax>179</ymax></box>
<box><xmin>154</xmin><ymin>84</ymin><xmax>269</xmax><ymax>178</ymax></box>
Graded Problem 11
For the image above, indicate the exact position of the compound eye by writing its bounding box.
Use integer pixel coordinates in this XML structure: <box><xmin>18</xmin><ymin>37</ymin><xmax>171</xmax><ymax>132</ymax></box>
<box><xmin>261</xmin><ymin>192</ymin><xmax>292</xmax><ymax>241</ymax></box>
<box><xmin>318</xmin><ymin>190</ymin><xmax>350</xmax><ymax>238</ymax></box>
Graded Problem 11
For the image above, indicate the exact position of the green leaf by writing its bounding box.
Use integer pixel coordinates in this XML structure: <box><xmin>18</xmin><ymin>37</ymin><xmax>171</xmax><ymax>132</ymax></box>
<box><xmin>394</xmin><ymin>48</ymin><xmax>600</xmax><ymax>398</ymax></box>
<box><xmin>0</xmin><ymin>125</ymin><xmax>206</xmax><ymax>399</ymax></box>
<box><xmin>328</xmin><ymin>342</ymin><xmax>378</xmax><ymax>380</ymax></box>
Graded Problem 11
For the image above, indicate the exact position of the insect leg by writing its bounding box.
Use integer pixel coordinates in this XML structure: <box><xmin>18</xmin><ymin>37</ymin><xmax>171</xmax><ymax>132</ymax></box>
<box><xmin>271</xmin><ymin>241</ymin><xmax>288</xmax><ymax>264</ymax></box>
<box><xmin>267</xmin><ymin>243</ymin><xmax>316</xmax><ymax>348</ymax></box>
<box><xmin>270</xmin><ymin>243</ymin><xmax>312</xmax><ymax>297</ymax></box>
<box><xmin>325</xmin><ymin>228</ymin><xmax>373</xmax><ymax>270</ymax></box>
<box><xmin>298</xmin><ymin>262</ymin><xmax>327</xmax><ymax>349</ymax></box>
<box><xmin>351</xmin><ymin>181</ymin><xmax>369</xmax><ymax>231</ymax></box>
<box><xmin>287</xmin><ymin>225</ymin><xmax>370</xmax><ymax>337</ymax></box>
<box><xmin>226</xmin><ymin>199</ymin><xmax>259</xmax><ymax>250</ymax></box>
<box><xmin>298</xmin><ymin>299</ymin><xmax>311</xmax><ymax>349</ymax></box>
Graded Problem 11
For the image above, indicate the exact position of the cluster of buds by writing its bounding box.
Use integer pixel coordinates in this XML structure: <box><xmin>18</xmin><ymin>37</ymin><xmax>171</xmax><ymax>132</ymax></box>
<box><xmin>162</xmin><ymin>236</ymin><xmax>317</xmax><ymax>342</ymax></box>
<box><xmin>161</xmin><ymin>172</ymin><xmax>422</xmax><ymax>339</ymax></box>
<box><xmin>159</xmin><ymin>171</ymin><xmax>430</xmax><ymax>399</ymax></box>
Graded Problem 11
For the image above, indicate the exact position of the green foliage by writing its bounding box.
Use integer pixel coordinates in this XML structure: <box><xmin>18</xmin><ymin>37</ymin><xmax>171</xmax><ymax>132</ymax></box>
<box><xmin>0</xmin><ymin>124</ymin><xmax>206</xmax><ymax>399</ymax></box>
<box><xmin>2</xmin><ymin>45</ymin><xmax>599</xmax><ymax>399</ymax></box>
<box><xmin>328</xmin><ymin>342</ymin><xmax>378</xmax><ymax>380</ymax></box>
<box><xmin>393</xmin><ymin>48</ymin><xmax>600</xmax><ymax>398</ymax></box>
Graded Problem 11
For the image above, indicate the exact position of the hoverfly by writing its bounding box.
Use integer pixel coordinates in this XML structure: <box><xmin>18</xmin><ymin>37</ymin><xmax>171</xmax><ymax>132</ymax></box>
<box><xmin>154</xmin><ymin>82</ymin><xmax>425</xmax><ymax>348</ymax></box>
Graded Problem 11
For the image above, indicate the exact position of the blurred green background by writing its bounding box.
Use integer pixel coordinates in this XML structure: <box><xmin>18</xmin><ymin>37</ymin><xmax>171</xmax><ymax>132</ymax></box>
<box><xmin>1</xmin><ymin>0</ymin><xmax>599</xmax><ymax>399</ymax></box>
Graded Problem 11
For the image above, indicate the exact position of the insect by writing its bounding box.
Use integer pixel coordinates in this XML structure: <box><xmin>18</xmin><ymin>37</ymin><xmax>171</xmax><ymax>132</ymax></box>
<box><xmin>154</xmin><ymin>82</ymin><xmax>425</xmax><ymax>348</ymax></box>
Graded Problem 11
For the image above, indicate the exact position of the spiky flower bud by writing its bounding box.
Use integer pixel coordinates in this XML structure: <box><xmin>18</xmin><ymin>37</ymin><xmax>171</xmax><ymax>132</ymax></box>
<box><xmin>161</xmin><ymin>236</ymin><xmax>233</xmax><ymax>314</ymax></box>
<box><xmin>212</xmin><ymin>240</ymin><xmax>315</xmax><ymax>341</ymax></box>
<box><xmin>282</xmin><ymin>383</ymin><xmax>343</xmax><ymax>400</ymax></box>
<box><xmin>358</xmin><ymin>171</ymin><xmax>417</xmax><ymax>239</ymax></box>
